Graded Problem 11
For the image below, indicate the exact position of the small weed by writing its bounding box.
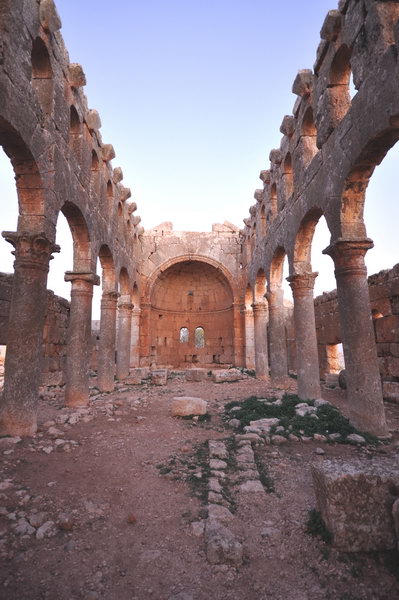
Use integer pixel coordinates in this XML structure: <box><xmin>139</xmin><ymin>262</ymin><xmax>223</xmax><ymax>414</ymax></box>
<box><xmin>305</xmin><ymin>509</ymin><xmax>332</xmax><ymax>544</ymax></box>
<box><xmin>254</xmin><ymin>450</ymin><xmax>275</xmax><ymax>493</ymax></box>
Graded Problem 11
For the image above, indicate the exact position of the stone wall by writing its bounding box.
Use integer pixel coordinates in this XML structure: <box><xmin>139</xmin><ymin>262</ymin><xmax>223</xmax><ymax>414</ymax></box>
<box><xmin>0</xmin><ymin>272</ymin><xmax>69</xmax><ymax>386</ymax></box>
<box><xmin>314</xmin><ymin>263</ymin><xmax>399</xmax><ymax>399</ymax></box>
<box><xmin>139</xmin><ymin>222</ymin><xmax>245</xmax><ymax>367</ymax></box>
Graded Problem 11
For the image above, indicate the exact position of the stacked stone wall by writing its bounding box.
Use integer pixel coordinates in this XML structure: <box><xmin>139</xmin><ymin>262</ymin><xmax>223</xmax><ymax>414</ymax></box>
<box><xmin>314</xmin><ymin>263</ymin><xmax>399</xmax><ymax>399</ymax></box>
<box><xmin>0</xmin><ymin>272</ymin><xmax>69</xmax><ymax>386</ymax></box>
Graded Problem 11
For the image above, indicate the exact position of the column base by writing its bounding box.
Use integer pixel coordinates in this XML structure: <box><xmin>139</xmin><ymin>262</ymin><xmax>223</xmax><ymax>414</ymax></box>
<box><xmin>64</xmin><ymin>390</ymin><xmax>90</xmax><ymax>408</ymax></box>
<box><xmin>0</xmin><ymin>409</ymin><xmax>37</xmax><ymax>437</ymax></box>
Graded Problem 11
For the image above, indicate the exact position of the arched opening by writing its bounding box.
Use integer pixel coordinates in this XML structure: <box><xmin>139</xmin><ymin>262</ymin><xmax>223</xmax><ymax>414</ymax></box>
<box><xmin>282</xmin><ymin>153</ymin><xmax>293</xmax><ymax>206</ymax></box>
<box><xmin>69</xmin><ymin>105</ymin><xmax>82</xmax><ymax>158</ymax></box>
<box><xmin>31</xmin><ymin>37</ymin><xmax>53</xmax><ymax>117</ymax></box>
<box><xmin>260</xmin><ymin>204</ymin><xmax>266</xmax><ymax>238</ymax></box>
<box><xmin>299</xmin><ymin>106</ymin><xmax>318</xmax><ymax>168</ymax></box>
<box><xmin>269</xmin><ymin>183</ymin><xmax>277</xmax><ymax>219</ymax></box>
<box><xmin>149</xmin><ymin>260</ymin><xmax>234</xmax><ymax>367</ymax></box>
<box><xmin>254</xmin><ymin>268</ymin><xmax>266</xmax><ymax>303</ymax></box>
<box><xmin>244</xmin><ymin>284</ymin><xmax>255</xmax><ymax>370</ymax></box>
<box><xmin>180</xmin><ymin>327</ymin><xmax>189</xmax><ymax>343</ymax></box>
<box><xmin>195</xmin><ymin>326</ymin><xmax>205</xmax><ymax>348</ymax></box>
<box><xmin>107</xmin><ymin>180</ymin><xmax>113</xmax><ymax>214</ymax></box>
<box><xmin>90</xmin><ymin>150</ymin><xmax>100</xmax><ymax>199</ymax></box>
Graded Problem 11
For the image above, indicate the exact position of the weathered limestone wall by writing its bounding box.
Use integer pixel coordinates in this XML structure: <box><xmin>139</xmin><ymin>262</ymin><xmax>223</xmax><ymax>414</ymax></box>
<box><xmin>0</xmin><ymin>272</ymin><xmax>70</xmax><ymax>385</ymax></box>
<box><xmin>315</xmin><ymin>263</ymin><xmax>399</xmax><ymax>399</ymax></box>
<box><xmin>139</xmin><ymin>222</ymin><xmax>244</xmax><ymax>367</ymax></box>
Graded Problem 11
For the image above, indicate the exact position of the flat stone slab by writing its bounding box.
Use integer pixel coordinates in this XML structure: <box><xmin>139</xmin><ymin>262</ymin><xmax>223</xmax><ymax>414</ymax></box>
<box><xmin>212</xmin><ymin>369</ymin><xmax>243</xmax><ymax>383</ymax></box>
<box><xmin>312</xmin><ymin>458</ymin><xmax>399</xmax><ymax>552</ymax></box>
<box><xmin>171</xmin><ymin>396</ymin><xmax>207</xmax><ymax>417</ymax></box>
<box><xmin>185</xmin><ymin>368</ymin><xmax>208</xmax><ymax>382</ymax></box>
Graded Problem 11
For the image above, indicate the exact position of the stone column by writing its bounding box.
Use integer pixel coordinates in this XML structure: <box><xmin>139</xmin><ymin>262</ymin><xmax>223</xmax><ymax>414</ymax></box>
<box><xmin>244</xmin><ymin>308</ymin><xmax>256</xmax><ymax>370</ymax></box>
<box><xmin>233</xmin><ymin>301</ymin><xmax>245</xmax><ymax>367</ymax></box>
<box><xmin>252</xmin><ymin>301</ymin><xmax>269</xmax><ymax>380</ymax></box>
<box><xmin>129</xmin><ymin>307</ymin><xmax>141</xmax><ymax>369</ymax></box>
<box><xmin>0</xmin><ymin>232</ymin><xmax>59</xmax><ymax>436</ymax></box>
<box><xmin>97</xmin><ymin>291</ymin><xmax>119</xmax><ymax>392</ymax></box>
<box><xmin>64</xmin><ymin>271</ymin><xmax>100</xmax><ymax>407</ymax></box>
<box><xmin>116</xmin><ymin>299</ymin><xmax>132</xmax><ymax>379</ymax></box>
<box><xmin>323</xmin><ymin>239</ymin><xmax>388</xmax><ymax>436</ymax></box>
<box><xmin>287</xmin><ymin>272</ymin><xmax>321</xmax><ymax>400</ymax></box>
<box><xmin>266</xmin><ymin>285</ymin><xmax>289</xmax><ymax>380</ymax></box>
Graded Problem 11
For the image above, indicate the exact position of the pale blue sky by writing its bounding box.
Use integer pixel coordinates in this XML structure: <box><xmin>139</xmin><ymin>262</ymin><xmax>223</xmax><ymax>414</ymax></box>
<box><xmin>0</xmin><ymin>0</ymin><xmax>398</xmax><ymax>313</ymax></box>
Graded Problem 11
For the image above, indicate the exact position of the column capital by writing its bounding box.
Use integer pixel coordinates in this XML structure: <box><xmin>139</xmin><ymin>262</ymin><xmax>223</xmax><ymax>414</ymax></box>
<box><xmin>101</xmin><ymin>291</ymin><xmax>119</xmax><ymax>308</ymax></box>
<box><xmin>118</xmin><ymin>302</ymin><xmax>133</xmax><ymax>311</ymax></box>
<box><xmin>2</xmin><ymin>231</ymin><xmax>60</xmax><ymax>272</ymax></box>
<box><xmin>64</xmin><ymin>271</ymin><xmax>100</xmax><ymax>286</ymax></box>
<box><xmin>323</xmin><ymin>238</ymin><xmax>373</xmax><ymax>278</ymax></box>
<box><xmin>287</xmin><ymin>272</ymin><xmax>318</xmax><ymax>296</ymax></box>
<box><xmin>251</xmin><ymin>301</ymin><xmax>268</xmax><ymax>313</ymax></box>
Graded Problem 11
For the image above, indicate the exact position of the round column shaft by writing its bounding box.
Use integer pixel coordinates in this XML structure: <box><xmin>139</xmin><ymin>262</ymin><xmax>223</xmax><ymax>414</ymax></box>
<box><xmin>64</xmin><ymin>271</ymin><xmax>99</xmax><ymax>407</ymax></box>
<box><xmin>129</xmin><ymin>307</ymin><xmax>141</xmax><ymax>369</ymax></box>
<box><xmin>287</xmin><ymin>272</ymin><xmax>321</xmax><ymax>400</ymax></box>
<box><xmin>252</xmin><ymin>301</ymin><xmax>269</xmax><ymax>380</ymax></box>
<box><xmin>323</xmin><ymin>239</ymin><xmax>388</xmax><ymax>437</ymax></box>
<box><xmin>116</xmin><ymin>300</ymin><xmax>132</xmax><ymax>379</ymax></box>
<box><xmin>244</xmin><ymin>308</ymin><xmax>256</xmax><ymax>370</ymax></box>
<box><xmin>0</xmin><ymin>231</ymin><xmax>59</xmax><ymax>436</ymax></box>
<box><xmin>266</xmin><ymin>286</ymin><xmax>288</xmax><ymax>380</ymax></box>
<box><xmin>97</xmin><ymin>291</ymin><xmax>118</xmax><ymax>392</ymax></box>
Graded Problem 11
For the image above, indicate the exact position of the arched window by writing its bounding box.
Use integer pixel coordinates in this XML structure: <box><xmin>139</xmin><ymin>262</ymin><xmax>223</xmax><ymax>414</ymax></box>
<box><xmin>180</xmin><ymin>327</ymin><xmax>189</xmax><ymax>343</ymax></box>
<box><xmin>195</xmin><ymin>327</ymin><xmax>205</xmax><ymax>348</ymax></box>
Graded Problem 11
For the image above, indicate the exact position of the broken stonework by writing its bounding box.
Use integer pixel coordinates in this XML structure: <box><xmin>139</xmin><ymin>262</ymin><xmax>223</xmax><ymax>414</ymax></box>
<box><xmin>185</xmin><ymin>369</ymin><xmax>208</xmax><ymax>382</ymax></box>
<box><xmin>151</xmin><ymin>369</ymin><xmax>168</xmax><ymax>385</ymax></box>
<box><xmin>205</xmin><ymin>519</ymin><xmax>243</xmax><ymax>568</ymax></box>
<box><xmin>212</xmin><ymin>369</ymin><xmax>243</xmax><ymax>383</ymax></box>
<box><xmin>312</xmin><ymin>458</ymin><xmax>399</xmax><ymax>552</ymax></box>
<box><xmin>170</xmin><ymin>396</ymin><xmax>207</xmax><ymax>417</ymax></box>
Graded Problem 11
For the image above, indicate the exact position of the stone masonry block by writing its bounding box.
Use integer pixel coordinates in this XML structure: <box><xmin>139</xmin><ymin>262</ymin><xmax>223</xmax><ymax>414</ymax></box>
<box><xmin>39</xmin><ymin>0</ymin><xmax>62</xmax><ymax>33</ymax></box>
<box><xmin>375</xmin><ymin>315</ymin><xmax>399</xmax><ymax>343</ymax></box>
<box><xmin>320</xmin><ymin>10</ymin><xmax>342</xmax><ymax>42</ymax></box>
<box><xmin>292</xmin><ymin>69</ymin><xmax>313</xmax><ymax>97</ymax></box>
<box><xmin>68</xmin><ymin>64</ymin><xmax>86</xmax><ymax>88</ymax></box>
<box><xmin>312</xmin><ymin>459</ymin><xmax>399</xmax><ymax>552</ymax></box>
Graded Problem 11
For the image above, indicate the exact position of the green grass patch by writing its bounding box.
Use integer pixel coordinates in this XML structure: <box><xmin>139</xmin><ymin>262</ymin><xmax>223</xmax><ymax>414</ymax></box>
<box><xmin>224</xmin><ymin>394</ymin><xmax>380</xmax><ymax>445</ymax></box>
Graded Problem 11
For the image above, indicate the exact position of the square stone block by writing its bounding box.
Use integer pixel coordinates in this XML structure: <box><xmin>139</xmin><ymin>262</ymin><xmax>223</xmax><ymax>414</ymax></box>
<box><xmin>311</xmin><ymin>458</ymin><xmax>399</xmax><ymax>552</ymax></box>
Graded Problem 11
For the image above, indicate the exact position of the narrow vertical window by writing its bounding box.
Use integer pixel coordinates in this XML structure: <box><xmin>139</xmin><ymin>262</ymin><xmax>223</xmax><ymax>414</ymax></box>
<box><xmin>180</xmin><ymin>327</ymin><xmax>189</xmax><ymax>343</ymax></box>
<box><xmin>195</xmin><ymin>327</ymin><xmax>205</xmax><ymax>348</ymax></box>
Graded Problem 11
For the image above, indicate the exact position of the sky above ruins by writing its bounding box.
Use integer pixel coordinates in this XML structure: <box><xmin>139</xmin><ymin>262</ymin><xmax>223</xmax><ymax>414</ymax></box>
<box><xmin>1</xmin><ymin>0</ymin><xmax>398</xmax><ymax>308</ymax></box>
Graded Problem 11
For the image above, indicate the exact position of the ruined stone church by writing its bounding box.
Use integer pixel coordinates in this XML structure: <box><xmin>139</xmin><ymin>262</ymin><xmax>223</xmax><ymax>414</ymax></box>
<box><xmin>0</xmin><ymin>0</ymin><xmax>398</xmax><ymax>443</ymax></box>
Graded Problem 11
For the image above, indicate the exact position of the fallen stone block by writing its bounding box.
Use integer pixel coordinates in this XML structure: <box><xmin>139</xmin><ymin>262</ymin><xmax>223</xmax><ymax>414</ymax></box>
<box><xmin>312</xmin><ymin>458</ymin><xmax>399</xmax><ymax>552</ymax></box>
<box><xmin>212</xmin><ymin>369</ymin><xmax>243</xmax><ymax>383</ymax></box>
<box><xmin>171</xmin><ymin>396</ymin><xmax>207</xmax><ymax>417</ymax></box>
<box><xmin>151</xmin><ymin>369</ymin><xmax>168</xmax><ymax>385</ymax></box>
<box><xmin>185</xmin><ymin>368</ymin><xmax>208</xmax><ymax>382</ymax></box>
<box><xmin>205</xmin><ymin>519</ymin><xmax>243</xmax><ymax>567</ymax></box>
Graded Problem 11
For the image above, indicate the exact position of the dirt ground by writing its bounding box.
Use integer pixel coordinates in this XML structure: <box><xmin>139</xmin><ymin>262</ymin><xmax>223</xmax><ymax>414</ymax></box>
<box><xmin>1</xmin><ymin>374</ymin><xmax>399</xmax><ymax>600</ymax></box>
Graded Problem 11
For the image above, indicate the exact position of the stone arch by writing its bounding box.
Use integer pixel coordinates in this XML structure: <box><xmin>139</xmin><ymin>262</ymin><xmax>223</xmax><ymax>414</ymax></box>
<box><xmin>97</xmin><ymin>244</ymin><xmax>115</xmax><ymax>291</ymax></box>
<box><xmin>119</xmin><ymin>266</ymin><xmax>131</xmax><ymax>297</ymax></box>
<box><xmin>90</xmin><ymin>149</ymin><xmax>100</xmax><ymax>198</ymax></box>
<box><xmin>60</xmin><ymin>201</ymin><xmax>91</xmax><ymax>272</ymax></box>
<box><xmin>0</xmin><ymin>116</ymin><xmax>46</xmax><ymax>227</ymax></box>
<box><xmin>259</xmin><ymin>204</ymin><xmax>267</xmax><ymax>237</ymax></box>
<box><xmin>69</xmin><ymin>105</ymin><xmax>82</xmax><ymax>157</ymax></box>
<box><xmin>270</xmin><ymin>182</ymin><xmax>277</xmax><ymax>219</ymax></box>
<box><xmin>254</xmin><ymin>268</ymin><xmax>266</xmax><ymax>303</ymax></box>
<box><xmin>145</xmin><ymin>254</ymin><xmax>238</xmax><ymax>301</ymax></box>
<box><xmin>293</xmin><ymin>207</ymin><xmax>325</xmax><ymax>272</ymax></box>
<box><xmin>146</xmin><ymin>256</ymin><xmax>236</xmax><ymax>368</ymax></box>
<box><xmin>339</xmin><ymin>126</ymin><xmax>399</xmax><ymax>239</ymax></box>
<box><xmin>31</xmin><ymin>37</ymin><xmax>53</xmax><ymax>118</ymax></box>
<box><xmin>244</xmin><ymin>283</ymin><xmax>253</xmax><ymax>309</ymax></box>
<box><xmin>282</xmin><ymin>153</ymin><xmax>293</xmax><ymax>205</ymax></box>
<box><xmin>270</xmin><ymin>246</ymin><xmax>286</xmax><ymax>287</ymax></box>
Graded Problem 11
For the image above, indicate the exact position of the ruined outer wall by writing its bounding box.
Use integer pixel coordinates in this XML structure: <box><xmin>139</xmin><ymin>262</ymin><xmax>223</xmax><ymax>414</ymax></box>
<box><xmin>0</xmin><ymin>272</ymin><xmax>69</xmax><ymax>385</ymax></box>
<box><xmin>314</xmin><ymin>263</ymin><xmax>399</xmax><ymax>397</ymax></box>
